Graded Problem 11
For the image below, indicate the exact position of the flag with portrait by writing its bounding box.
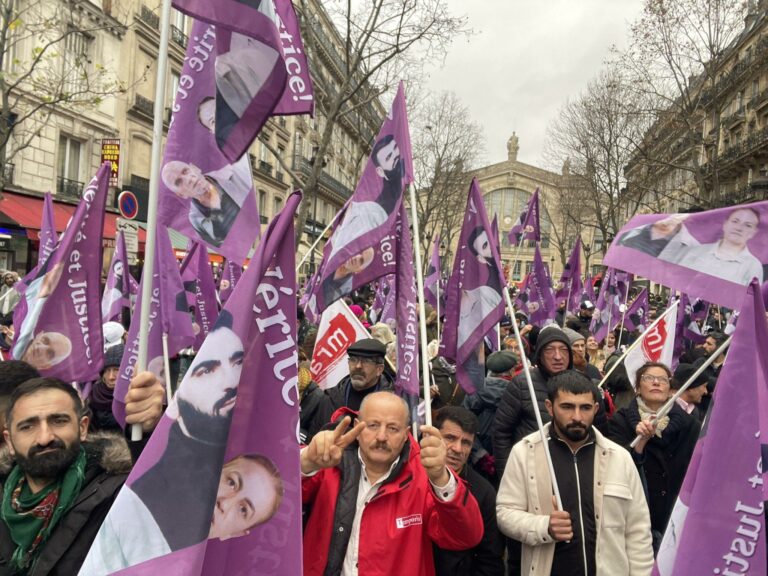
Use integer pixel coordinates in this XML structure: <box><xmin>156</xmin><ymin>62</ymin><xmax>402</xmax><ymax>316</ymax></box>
<box><xmin>102</xmin><ymin>231</ymin><xmax>139</xmax><ymax>325</ymax></box>
<box><xmin>514</xmin><ymin>246</ymin><xmax>556</xmax><ymax>327</ymax></box>
<box><xmin>507</xmin><ymin>187</ymin><xmax>540</xmax><ymax>246</ymax></box>
<box><xmin>554</xmin><ymin>237</ymin><xmax>582</xmax><ymax>313</ymax></box>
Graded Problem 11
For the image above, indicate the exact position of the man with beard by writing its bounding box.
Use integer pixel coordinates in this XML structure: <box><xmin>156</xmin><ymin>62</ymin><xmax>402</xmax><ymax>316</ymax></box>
<box><xmin>0</xmin><ymin>378</ymin><xmax>133</xmax><ymax>575</ymax></box>
<box><xmin>80</xmin><ymin>311</ymin><xmax>244</xmax><ymax>573</ymax></box>
<box><xmin>496</xmin><ymin>371</ymin><xmax>653</xmax><ymax>576</ymax></box>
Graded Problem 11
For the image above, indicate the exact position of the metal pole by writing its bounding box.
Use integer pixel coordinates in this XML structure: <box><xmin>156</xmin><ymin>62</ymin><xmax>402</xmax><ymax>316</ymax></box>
<box><xmin>617</xmin><ymin>281</ymin><xmax>631</xmax><ymax>338</ymax></box>
<box><xmin>131</xmin><ymin>0</ymin><xmax>173</xmax><ymax>441</ymax></box>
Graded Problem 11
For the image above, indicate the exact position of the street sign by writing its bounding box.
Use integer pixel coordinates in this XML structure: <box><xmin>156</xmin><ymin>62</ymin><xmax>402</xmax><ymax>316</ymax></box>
<box><xmin>118</xmin><ymin>190</ymin><xmax>139</xmax><ymax>220</ymax></box>
<box><xmin>117</xmin><ymin>218</ymin><xmax>139</xmax><ymax>263</ymax></box>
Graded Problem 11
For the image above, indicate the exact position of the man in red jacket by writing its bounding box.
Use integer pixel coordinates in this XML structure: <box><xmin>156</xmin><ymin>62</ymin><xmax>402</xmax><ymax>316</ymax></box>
<box><xmin>301</xmin><ymin>391</ymin><xmax>484</xmax><ymax>576</ymax></box>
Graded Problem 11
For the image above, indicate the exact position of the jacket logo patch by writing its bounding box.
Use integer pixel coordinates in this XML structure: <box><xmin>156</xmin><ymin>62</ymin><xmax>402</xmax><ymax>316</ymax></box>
<box><xmin>395</xmin><ymin>514</ymin><xmax>422</xmax><ymax>529</ymax></box>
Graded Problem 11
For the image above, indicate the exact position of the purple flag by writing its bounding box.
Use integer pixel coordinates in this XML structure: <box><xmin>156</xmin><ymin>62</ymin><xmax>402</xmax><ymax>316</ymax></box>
<box><xmin>672</xmin><ymin>293</ymin><xmax>706</xmax><ymax>363</ymax></box>
<box><xmin>514</xmin><ymin>246</ymin><xmax>557</xmax><ymax>327</ymax></box>
<box><xmin>622</xmin><ymin>287</ymin><xmax>648</xmax><ymax>333</ymax></box>
<box><xmin>38</xmin><ymin>192</ymin><xmax>57</xmax><ymax>267</ymax></box>
<box><xmin>507</xmin><ymin>187</ymin><xmax>540</xmax><ymax>245</ymax></box>
<box><xmin>304</xmin><ymin>82</ymin><xmax>413</xmax><ymax>320</ymax></box>
<box><xmin>218</xmin><ymin>258</ymin><xmax>242</xmax><ymax>305</ymax></box>
<box><xmin>424</xmin><ymin>235</ymin><xmax>441</xmax><ymax>309</ymax></box>
<box><xmin>554</xmin><ymin>237</ymin><xmax>583</xmax><ymax>313</ymax></box>
<box><xmin>372</xmin><ymin>275</ymin><xmax>396</xmax><ymax>327</ymax></box>
<box><xmin>605</xmin><ymin>203</ymin><xmax>768</xmax><ymax>310</ymax></box>
<box><xmin>580</xmin><ymin>273</ymin><xmax>596</xmax><ymax>308</ymax></box>
<box><xmin>180</xmin><ymin>242</ymin><xmax>221</xmax><ymax>350</ymax></box>
<box><xmin>112</xmin><ymin>227</ymin><xmax>196</xmax><ymax>427</ymax></box>
<box><xmin>393</xmin><ymin>204</ymin><xmax>419</xmax><ymax>395</ymax></box>
<box><xmin>11</xmin><ymin>164</ymin><xmax>108</xmax><ymax>380</ymax></box>
<box><xmin>654</xmin><ymin>280</ymin><xmax>766</xmax><ymax>575</ymax></box>
<box><xmin>442</xmin><ymin>178</ymin><xmax>506</xmax><ymax>392</ymax></box>
<box><xmin>171</xmin><ymin>0</ymin><xmax>288</xmax><ymax>162</ymax></box>
<box><xmin>589</xmin><ymin>268</ymin><xmax>629</xmax><ymax>342</ymax></box>
<box><xmin>81</xmin><ymin>193</ymin><xmax>303</xmax><ymax>575</ymax></box>
<box><xmin>102</xmin><ymin>231</ymin><xmax>139</xmax><ymax>324</ymax></box>
<box><xmin>272</xmin><ymin>0</ymin><xmax>314</xmax><ymax>116</ymax></box>
<box><xmin>157</xmin><ymin>19</ymin><xmax>260</xmax><ymax>263</ymax></box>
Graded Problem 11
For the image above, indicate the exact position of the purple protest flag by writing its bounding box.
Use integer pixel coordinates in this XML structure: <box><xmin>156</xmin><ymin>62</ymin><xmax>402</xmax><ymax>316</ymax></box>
<box><xmin>38</xmin><ymin>191</ymin><xmax>57</xmax><ymax>267</ymax></box>
<box><xmin>112</xmin><ymin>227</ymin><xmax>196</xmax><ymax>427</ymax></box>
<box><xmin>180</xmin><ymin>242</ymin><xmax>221</xmax><ymax>350</ymax></box>
<box><xmin>170</xmin><ymin>0</ymin><xmax>288</xmax><ymax>163</ymax></box>
<box><xmin>654</xmin><ymin>280</ymin><xmax>767</xmax><ymax>575</ymax></box>
<box><xmin>423</xmin><ymin>235</ymin><xmax>441</xmax><ymax>309</ymax></box>
<box><xmin>672</xmin><ymin>293</ymin><xmax>706</xmax><ymax>363</ymax></box>
<box><xmin>507</xmin><ymin>187</ymin><xmax>540</xmax><ymax>245</ymax></box>
<box><xmin>622</xmin><ymin>287</ymin><xmax>649</xmax><ymax>333</ymax></box>
<box><xmin>80</xmin><ymin>193</ymin><xmax>303</xmax><ymax>576</ymax></box>
<box><xmin>303</xmin><ymin>82</ymin><xmax>413</xmax><ymax>319</ymax></box>
<box><xmin>605</xmin><ymin>202</ymin><xmax>768</xmax><ymax>310</ymax></box>
<box><xmin>580</xmin><ymin>273</ymin><xmax>596</xmax><ymax>308</ymax></box>
<box><xmin>11</xmin><ymin>164</ymin><xmax>109</xmax><ymax>380</ymax></box>
<box><xmin>589</xmin><ymin>268</ymin><xmax>624</xmax><ymax>342</ymax></box>
<box><xmin>218</xmin><ymin>258</ymin><xmax>242</xmax><ymax>305</ymax></box>
<box><xmin>554</xmin><ymin>237</ymin><xmax>583</xmax><ymax>312</ymax></box>
<box><xmin>156</xmin><ymin>19</ymin><xmax>260</xmax><ymax>263</ymax></box>
<box><xmin>393</xmin><ymin>204</ymin><xmax>419</xmax><ymax>395</ymax></box>
<box><xmin>102</xmin><ymin>231</ymin><xmax>139</xmax><ymax>324</ymax></box>
<box><xmin>272</xmin><ymin>0</ymin><xmax>314</xmax><ymax>116</ymax></box>
<box><xmin>441</xmin><ymin>178</ymin><xmax>506</xmax><ymax>393</ymax></box>
<box><xmin>514</xmin><ymin>246</ymin><xmax>557</xmax><ymax>327</ymax></box>
<box><xmin>371</xmin><ymin>275</ymin><xmax>396</xmax><ymax>327</ymax></box>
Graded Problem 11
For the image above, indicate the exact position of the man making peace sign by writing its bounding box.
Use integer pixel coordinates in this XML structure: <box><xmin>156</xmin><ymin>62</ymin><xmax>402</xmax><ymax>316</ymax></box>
<box><xmin>301</xmin><ymin>391</ymin><xmax>484</xmax><ymax>576</ymax></box>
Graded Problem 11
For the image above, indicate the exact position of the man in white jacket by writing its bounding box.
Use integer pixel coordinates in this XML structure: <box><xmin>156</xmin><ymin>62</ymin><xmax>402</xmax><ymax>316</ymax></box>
<box><xmin>496</xmin><ymin>370</ymin><xmax>653</xmax><ymax>576</ymax></box>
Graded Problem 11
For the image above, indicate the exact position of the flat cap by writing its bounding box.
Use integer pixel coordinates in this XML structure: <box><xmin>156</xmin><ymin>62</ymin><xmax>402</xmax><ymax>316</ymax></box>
<box><xmin>486</xmin><ymin>350</ymin><xmax>518</xmax><ymax>374</ymax></box>
<box><xmin>580</xmin><ymin>300</ymin><xmax>595</xmax><ymax>310</ymax></box>
<box><xmin>347</xmin><ymin>337</ymin><xmax>387</xmax><ymax>358</ymax></box>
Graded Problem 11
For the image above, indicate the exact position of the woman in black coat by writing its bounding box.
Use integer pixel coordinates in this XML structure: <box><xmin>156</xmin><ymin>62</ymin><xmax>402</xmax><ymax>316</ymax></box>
<box><xmin>606</xmin><ymin>361</ymin><xmax>699</xmax><ymax>543</ymax></box>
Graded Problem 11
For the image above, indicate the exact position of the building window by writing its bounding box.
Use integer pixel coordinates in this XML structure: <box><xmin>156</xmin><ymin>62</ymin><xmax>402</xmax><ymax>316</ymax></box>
<box><xmin>525</xmin><ymin>261</ymin><xmax>533</xmax><ymax>275</ymax></box>
<box><xmin>512</xmin><ymin>261</ymin><xmax>521</xmax><ymax>281</ymax></box>
<box><xmin>258</xmin><ymin>189</ymin><xmax>267</xmax><ymax>214</ymax></box>
<box><xmin>57</xmin><ymin>135</ymin><xmax>82</xmax><ymax>183</ymax></box>
<box><xmin>295</xmin><ymin>132</ymin><xmax>303</xmax><ymax>158</ymax></box>
<box><xmin>273</xmin><ymin>195</ymin><xmax>283</xmax><ymax>217</ymax></box>
<box><xmin>62</xmin><ymin>28</ymin><xmax>91</xmax><ymax>96</ymax></box>
<box><xmin>168</xmin><ymin>71</ymin><xmax>180</xmax><ymax>109</ymax></box>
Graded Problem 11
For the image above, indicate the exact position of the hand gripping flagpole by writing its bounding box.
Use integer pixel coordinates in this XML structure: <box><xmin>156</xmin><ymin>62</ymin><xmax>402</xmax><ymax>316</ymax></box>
<box><xmin>131</xmin><ymin>0</ymin><xmax>173</xmax><ymax>441</ymax></box>
<box><xmin>596</xmin><ymin>299</ymin><xmax>679</xmax><ymax>390</ymax></box>
<box><xmin>503</xmin><ymin>287</ymin><xmax>564</xmax><ymax>512</ymax></box>
<box><xmin>409</xmin><ymin>183</ymin><xmax>433</xmax><ymax>427</ymax></box>
<box><xmin>629</xmin><ymin>335</ymin><xmax>732</xmax><ymax>449</ymax></box>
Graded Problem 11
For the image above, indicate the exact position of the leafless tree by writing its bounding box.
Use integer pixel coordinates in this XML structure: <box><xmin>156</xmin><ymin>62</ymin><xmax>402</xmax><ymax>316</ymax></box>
<box><xmin>0</xmin><ymin>0</ymin><xmax>130</xmax><ymax>195</ymax></box>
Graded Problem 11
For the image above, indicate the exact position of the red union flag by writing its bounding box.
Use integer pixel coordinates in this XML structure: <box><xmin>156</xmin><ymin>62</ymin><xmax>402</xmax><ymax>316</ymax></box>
<box><xmin>625</xmin><ymin>300</ymin><xmax>678</xmax><ymax>386</ymax></box>
<box><xmin>311</xmin><ymin>300</ymin><xmax>369</xmax><ymax>389</ymax></box>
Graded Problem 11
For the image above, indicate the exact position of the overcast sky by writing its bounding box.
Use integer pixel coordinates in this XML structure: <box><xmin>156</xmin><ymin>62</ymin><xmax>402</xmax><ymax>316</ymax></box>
<box><xmin>423</xmin><ymin>0</ymin><xmax>644</xmax><ymax>170</ymax></box>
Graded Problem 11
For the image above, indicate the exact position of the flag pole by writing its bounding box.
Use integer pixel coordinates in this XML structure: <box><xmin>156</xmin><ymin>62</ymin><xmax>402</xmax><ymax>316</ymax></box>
<box><xmin>503</xmin><ymin>286</ymin><xmax>564</xmax><ymax>510</ymax></box>
<box><xmin>435</xmin><ymin>276</ymin><xmax>441</xmax><ymax>342</ymax></box>
<box><xmin>597</xmin><ymin>299</ymin><xmax>679</xmax><ymax>389</ymax></box>
<box><xmin>408</xmin><ymin>183</ymin><xmax>433</xmax><ymax>428</ymax></box>
<box><xmin>161</xmin><ymin>332</ymin><xmax>173</xmax><ymax>401</ymax></box>
<box><xmin>295</xmin><ymin>209</ymin><xmax>343</xmax><ymax>271</ymax></box>
<box><xmin>617</xmin><ymin>281</ymin><xmax>631</xmax><ymax>338</ymax></box>
<box><xmin>629</xmin><ymin>335</ymin><xmax>732</xmax><ymax>449</ymax></box>
<box><xmin>131</xmin><ymin>0</ymin><xmax>173</xmax><ymax>441</ymax></box>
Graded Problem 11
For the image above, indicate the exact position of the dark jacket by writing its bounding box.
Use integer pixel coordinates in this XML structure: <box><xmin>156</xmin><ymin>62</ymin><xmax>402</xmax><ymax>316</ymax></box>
<box><xmin>310</xmin><ymin>374</ymin><xmax>395</xmax><ymax>434</ymax></box>
<box><xmin>300</xmin><ymin>381</ymin><xmax>331</xmax><ymax>444</ymax></box>
<box><xmin>433</xmin><ymin>465</ymin><xmax>505</xmax><ymax>576</ymax></box>
<box><xmin>0</xmin><ymin>432</ymin><xmax>132</xmax><ymax>576</ymax></box>
<box><xmin>463</xmin><ymin>376</ymin><xmax>509</xmax><ymax>456</ymax></box>
<box><xmin>431</xmin><ymin>357</ymin><xmax>465</xmax><ymax>411</ymax></box>
<box><xmin>605</xmin><ymin>400</ymin><xmax>699</xmax><ymax>536</ymax></box>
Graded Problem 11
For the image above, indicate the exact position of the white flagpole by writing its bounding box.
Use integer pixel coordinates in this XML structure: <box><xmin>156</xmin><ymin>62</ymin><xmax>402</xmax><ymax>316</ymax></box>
<box><xmin>408</xmin><ymin>183</ymin><xmax>433</xmax><ymax>427</ymax></box>
<box><xmin>503</xmin><ymin>287</ymin><xmax>564</xmax><ymax>510</ymax></box>
<box><xmin>435</xmin><ymin>277</ymin><xmax>441</xmax><ymax>341</ymax></box>
<box><xmin>296</xmin><ymin>209</ymin><xmax>344</xmax><ymax>271</ymax></box>
<box><xmin>161</xmin><ymin>332</ymin><xmax>173</xmax><ymax>402</ymax></box>
<box><xmin>617</xmin><ymin>281</ymin><xmax>631</xmax><ymax>337</ymax></box>
<box><xmin>131</xmin><ymin>0</ymin><xmax>173</xmax><ymax>441</ymax></box>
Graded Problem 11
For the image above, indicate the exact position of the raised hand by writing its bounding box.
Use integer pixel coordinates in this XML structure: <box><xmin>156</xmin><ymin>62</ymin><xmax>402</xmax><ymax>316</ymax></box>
<box><xmin>548</xmin><ymin>496</ymin><xmax>573</xmax><ymax>542</ymax></box>
<box><xmin>419</xmin><ymin>425</ymin><xmax>450</xmax><ymax>485</ymax></box>
<box><xmin>301</xmin><ymin>416</ymin><xmax>366</xmax><ymax>475</ymax></box>
<box><xmin>125</xmin><ymin>371</ymin><xmax>166</xmax><ymax>434</ymax></box>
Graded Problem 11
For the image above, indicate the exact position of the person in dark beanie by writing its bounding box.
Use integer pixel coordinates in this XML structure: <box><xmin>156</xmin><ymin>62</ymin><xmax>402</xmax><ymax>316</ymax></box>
<box><xmin>671</xmin><ymin>358</ymin><xmax>710</xmax><ymax>423</ymax></box>
<box><xmin>87</xmin><ymin>344</ymin><xmax>125</xmax><ymax>433</ymax></box>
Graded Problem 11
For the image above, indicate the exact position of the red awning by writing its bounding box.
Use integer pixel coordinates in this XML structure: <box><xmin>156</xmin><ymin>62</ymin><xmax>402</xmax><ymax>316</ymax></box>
<box><xmin>0</xmin><ymin>191</ymin><xmax>146</xmax><ymax>243</ymax></box>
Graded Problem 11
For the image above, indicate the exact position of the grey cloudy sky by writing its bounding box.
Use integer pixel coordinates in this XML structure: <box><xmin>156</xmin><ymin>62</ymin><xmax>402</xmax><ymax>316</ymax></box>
<box><xmin>424</xmin><ymin>0</ymin><xmax>644</xmax><ymax>170</ymax></box>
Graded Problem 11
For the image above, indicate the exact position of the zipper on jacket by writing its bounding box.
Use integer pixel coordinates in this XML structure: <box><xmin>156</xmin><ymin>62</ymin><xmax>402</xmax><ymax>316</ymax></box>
<box><xmin>572</xmin><ymin>452</ymin><xmax>588</xmax><ymax>576</ymax></box>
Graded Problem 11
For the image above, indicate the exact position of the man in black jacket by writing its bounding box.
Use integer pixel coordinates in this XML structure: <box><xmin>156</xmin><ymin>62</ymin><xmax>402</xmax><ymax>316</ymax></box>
<box><xmin>433</xmin><ymin>406</ymin><xmax>504</xmax><ymax>576</ymax></box>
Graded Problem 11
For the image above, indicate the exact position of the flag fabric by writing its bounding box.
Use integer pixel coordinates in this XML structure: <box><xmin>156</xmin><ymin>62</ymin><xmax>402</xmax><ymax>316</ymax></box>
<box><xmin>623</xmin><ymin>301</ymin><xmax>678</xmax><ymax>387</ymax></box>
<box><xmin>38</xmin><ymin>192</ymin><xmax>57</xmax><ymax>267</ymax></box>
<box><xmin>605</xmin><ymin>203</ymin><xmax>768</xmax><ymax>310</ymax></box>
<box><xmin>392</xmin><ymin>204</ymin><xmax>419</xmax><ymax>396</ymax></box>
<box><xmin>170</xmin><ymin>0</ymin><xmax>289</xmax><ymax>162</ymax></box>
<box><xmin>581</xmin><ymin>273</ymin><xmax>596</xmax><ymax>307</ymax></box>
<box><xmin>442</xmin><ymin>178</ymin><xmax>506</xmax><ymax>393</ymax></box>
<box><xmin>554</xmin><ymin>238</ymin><xmax>583</xmax><ymax>313</ymax></box>
<box><xmin>507</xmin><ymin>187</ymin><xmax>540</xmax><ymax>245</ymax></box>
<box><xmin>514</xmin><ymin>246</ymin><xmax>557</xmax><ymax>327</ymax></box>
<box><xmin>112</xmin><ymin>227</ymin><xmax>196</xmax><ymax>427</ymax></box>
<box><xmin>654</xmin><ymin>281</ymin><xmax>766</xmax><ymax>575</ymax></box>
<box><xmin>102</xmin><ymin>231</ymin><xmax>139</xmax><ymax>324</ymax></box>
<box><xmin>424</xmin><ymin>235</ymin><xmax>441</xmax><ymax>310</ymax></box>
<box><xmin>304</xmin><ymin>82</ymin><xmax>413</xmax><ymax>320</ymax></box>
<box><xmin>272</xmin><ymin>0</ymin><xmax>314</xmax><ymax>116</ymax></box>
<box><xmin>156</xmin><ymin>19</ymin><xmax>260</xmax><ymax>263</ymax></box>
<box><xmin>80</xmin><ymin>193</ymin><xmax>303</xmax><ymax>576</ymax></box>
<box><xmin>672</xmin><ymin>293</ymin><xmax>706</xmax><ymax>364</ymax></box>
<box><xmin>11</xmin><ymin>164</ymin><xmax>109</xmax><ymax>381</ymax></box>
<box><xmin>371</xmin><ymin>275</ymin><xmax>396</xmax><ymax>327</ymax></box>
<box><xmin>590</xmin><ymin>268</ymin><xmax>632</xmax><ymax>342</ymax></box>
<box><xmin>622</xmin><ymin>287</ymin><xmax>649</xmax><ymax>333</ymax></box>
<box><xmin>218</xmin><ymin>258</ymin><xmax>242</xmax><ymax>305</ymax></box>
<box><xmin>180</xmin><ymin>242</ymin><xmax>220</xmax><ymax>350</ymax></box>
<box><xmin>311</xmin><ymin>299</ymin><xmax>370</xmax><ymax>390</ymax></box>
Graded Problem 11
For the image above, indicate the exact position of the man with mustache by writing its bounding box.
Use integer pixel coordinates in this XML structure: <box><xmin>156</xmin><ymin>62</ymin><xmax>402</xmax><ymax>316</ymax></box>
<box><xmin>496</xmin><ymin>371</ymin><xmax>653</xmax><ymax>576</ymax></box>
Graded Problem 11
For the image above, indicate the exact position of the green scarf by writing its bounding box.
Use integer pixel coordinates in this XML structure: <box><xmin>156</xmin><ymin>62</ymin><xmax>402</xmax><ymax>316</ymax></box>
<box><xmin>1</xmin><ymin>447</ymin><xmax>87</xmax><ymax>574</ymax></box>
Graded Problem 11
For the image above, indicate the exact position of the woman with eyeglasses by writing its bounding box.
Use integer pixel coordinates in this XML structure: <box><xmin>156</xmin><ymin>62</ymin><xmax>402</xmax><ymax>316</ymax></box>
<box><xmin>606</xmin><ymin>362</ymin><xmax>699</xmax><ymax>549</ymax></box>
